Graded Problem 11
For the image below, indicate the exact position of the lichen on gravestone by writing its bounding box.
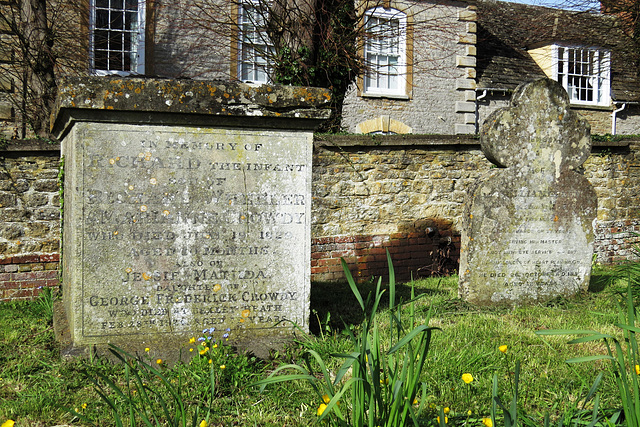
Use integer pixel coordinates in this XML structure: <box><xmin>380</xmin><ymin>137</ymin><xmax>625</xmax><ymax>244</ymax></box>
<box><xmin>459</xmin><ymin>79</ymin><xmax>597</xmax><ymax>306</ymax></box>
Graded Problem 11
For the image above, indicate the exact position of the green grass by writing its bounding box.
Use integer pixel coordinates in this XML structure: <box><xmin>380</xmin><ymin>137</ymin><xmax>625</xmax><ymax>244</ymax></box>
<box><xmin>0</xmin><ymin>268</ymin><xmax>631</xmax><ymax>426</ymax></box>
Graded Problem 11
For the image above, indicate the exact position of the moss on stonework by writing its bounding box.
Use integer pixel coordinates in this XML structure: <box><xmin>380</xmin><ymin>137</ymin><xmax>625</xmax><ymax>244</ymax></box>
<box><xmin>54</xmin><ymin>77</ymin><xmax>332</xmax><ymax>120</ymax></box>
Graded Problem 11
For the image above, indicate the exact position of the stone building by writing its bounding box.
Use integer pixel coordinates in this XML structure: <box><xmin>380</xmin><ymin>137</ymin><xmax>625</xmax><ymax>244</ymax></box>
<box><xmin>0</xmin><ymin>0</ymin><xmax>640</xmax><ymax>300</ymax></box>
<box><xmin>475</xmin><ymin>0</ymin><xmax>640</xmax><ymax>136</ymax></box>
<box><xmin>1</xmin><ymin>0</ymin><xmax>639</xmax><ymax>137</ymax></box>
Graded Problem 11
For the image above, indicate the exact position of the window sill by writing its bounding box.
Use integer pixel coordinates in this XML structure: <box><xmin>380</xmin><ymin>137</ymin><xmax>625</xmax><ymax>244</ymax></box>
<box><xmin>569</xmin><ymin>103</ymin><xmax>612</xmax><ymax>111</ymax></box>
<box><xmin>92</xmin><ymin>70</ymin><xmax>139</xmax><ymax>77</ymax></box>
<box><xmin>361</xmin><ymin>92</ymin><xmax>410</xmax><ymax>101</ymax></box>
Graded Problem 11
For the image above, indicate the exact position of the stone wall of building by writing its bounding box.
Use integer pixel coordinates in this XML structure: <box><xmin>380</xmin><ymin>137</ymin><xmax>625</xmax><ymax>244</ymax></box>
<box><xmin>576</xmin><ymin>108</ymin><xmax>616</xmax><ymax>136</ymax></box>
<box><xmin>615</xmin><ymin>105</ymin><xmax>640</xmax><ymax>136</ymax></box>
<box><xmin>152</xmin><ymin>0</ymin><xmax>231</xmax><ymax>80</ymax></box>
<box><xmin>0</xmin><ymin>135</ymin><xmax>638</xmax><ymax>300</ymax></box>
<box><xmin>341</xmin><ymin>0</ymin><xmax>475</xmax><ymax>135</ymax></box>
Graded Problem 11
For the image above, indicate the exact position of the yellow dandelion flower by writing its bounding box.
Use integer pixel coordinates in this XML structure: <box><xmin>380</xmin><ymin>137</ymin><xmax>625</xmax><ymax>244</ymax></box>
<box><xmin>636</xmin><ymin>365</ymin><xmax>640</xmax><ymax>375</ymax></box>
<box><xmin>199</xmin><ymin>347</ymin><xmax>209</xmax><ymax>355</ymax></box>
<box><xmin>82</xmin><ymin>403</ymin><xmax>87</xmax><ymax>409</ymax></box>
<box><xmin>482</xmin><ymin>417</ymin><xmax>493</xmax><ymax>427</ymax></box>
<box><xmin>444</xmin><ymin>407</ymin><xmax>450</xmax><ymax>414</ymax></box>
<box><xmin>189</xmin><ymin>348</ymin><xmax>194</xmax><ymax>352</ymax></box>
<box><xmin>462</xmin><ymin>373</ymin><xmax>473</xmax><ymax>384</ymax></box>
<box><xmin>208</xmin><ymin>359</ymin><xmax>212</xmax><ymax>364</ymax></box>
<box><xmin>212</xmin><ymin>343</ymin><xmax>218</xmax><ymax>348</ymax></box>
<box><xmin>219</xmin><ymin>364</ymin><xmax>226</xmax><ymax>370</ymax></box>
<box><xmin>145</xmin><ymin>347</ymin><xmax>150</xmax><ymax>352</ymax></box>
<box><xmin>2</xmin><ymin>421</ymin><xmax>15</xmax><ymax>427</ymax></box>
<box><xmin>413</xmin><ymin>398</ymin><xmax>418</xmax><ymax>405</ymax></box>
<box><xmin>317</xmin><ymin>403</ymin><xmax>327</xmax><ymax>416</ymax></box>
<box><xmin>437</xmin><ymin>416</ymin><xmax>448</xmax><ymax>424</ymax></box>
<box><xmin>467</xmin><ymin>410</ymin><xmax>472</xmax><ymax>416</ymax></box>
<box><xmin>322</xmin><ymin>394</ymin><xmax>331</xmax><ymax>404</ymax></box>
<box><xmin>189</xmin><ymin>337</ymin><xmax>196</xmax><ymax>344</ymax></box>
<box><xmin>199</xmin><ymin>421</ymin><xmax>208</xmax><ymax>427</ymax></box>
<box><xmin>499</xmin><ymin>345</ymin><xmax>508</xmax><ymax>354</ymax></box>
<box><xmin>156</xmin><ymin>358</ymin><xmax>163</xmax><ymax>365</ymax></box>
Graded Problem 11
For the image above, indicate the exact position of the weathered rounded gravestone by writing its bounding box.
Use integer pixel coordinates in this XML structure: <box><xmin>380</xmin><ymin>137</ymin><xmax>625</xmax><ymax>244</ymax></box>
<box><xmin>459</xmin><ymin>78</ymin><xmax>597</xmax><ymax>306</ymax></box>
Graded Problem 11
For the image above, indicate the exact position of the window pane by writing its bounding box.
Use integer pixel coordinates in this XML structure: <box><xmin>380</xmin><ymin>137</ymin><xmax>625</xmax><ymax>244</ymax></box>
<box><xmin>92</xmin><ymin>0</ymin><xmax>143</xmax><ymax>73</ymax></box>
<box><xmin>110</xmin><ymin>32</ymin><xmax>123</xmax><ymax>51</ymax></box>
<box><xmin>95</xmin><ymin>52</ymin><xmax>108</xmax><ymax>70</ymax></box>
<box><xmin>557</xmin><ymin>46</ymin><xmax>607</xmax><ymax>105</ymax></box>
<box><xmin>96</xmin><ymin>9</ymin><xmax>109</xmax><ymax>29</ymax></box>
<box><xmin>558</xmin><ymin>48</ymin><xmax>564</xmax><ymax>73</ymax></box>
<box><xmin>111</xmin><ymin>10</ymin><xmax>123</xmax><ymax>30</ymax></box>
<box><xmin>95</xmin><ymin>30</ymin><xmax>109</xmax><ymax>49</ymax></box>
<box><xmin>109</xmin><ymin>52</ymin><xmax>124</xmax><ymax>70</ymax></box>
<box><xmin>125</xmin><ymin>11</ymin><xmax>137</xmax><ymax>31</ymax></box>
<box><xmin>238</xmin><ymin>2</ymin><xmax>273</xmax><ymax>83</ymax></box>
<box><xmin>256</xmin><ymin>67</ymin><xmax>266</xmax><ymax>83</ymax></box>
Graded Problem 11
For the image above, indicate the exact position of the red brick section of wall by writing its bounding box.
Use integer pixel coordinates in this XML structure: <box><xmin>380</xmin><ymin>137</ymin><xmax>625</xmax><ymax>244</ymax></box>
<box><xmin>311</xmin><ymin>228</ymin><xmax>460</xmax><ymax>283</ymax></box>
<box><xmin>0</xmin><ymin>253</ymin><xmax>59</xmax><ymax>301</ymax></box>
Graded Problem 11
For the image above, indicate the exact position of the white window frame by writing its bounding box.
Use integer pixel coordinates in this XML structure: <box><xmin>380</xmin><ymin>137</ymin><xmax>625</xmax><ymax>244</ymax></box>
<box><xmin>363</xmin><ymin>7</ymin><xmax>407</xmax><ymax>97</ymax></box>
<box><xmin>552</xmin><ymin>44</ymin><xmax>610</xmax><ymax>107</ymax></box>
<box><xmin>89</xmin><ymin>0</ymin><xmax>146</xmax><ymax>76</ymax></box>
<box><xmin>238</xmin><ymin>1</ymin><xmax>273</xmax><ymax>84</ymax></box>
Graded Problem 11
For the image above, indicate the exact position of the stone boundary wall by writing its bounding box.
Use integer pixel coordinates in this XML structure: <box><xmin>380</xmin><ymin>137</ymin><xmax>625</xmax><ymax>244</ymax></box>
<box><xmin>0</xmin><ymin>135</ymin><xmax>638</xmax><ymax>300</ymax></box>
<box><xmin>0</xmin><ymin>141</ymin><xmax>61</xmax><ymax>301</ymax></box>
<box><xmin>311</xmin><ymin>135</ymin><xmax>640</xmax><ymax>283</ymax></box>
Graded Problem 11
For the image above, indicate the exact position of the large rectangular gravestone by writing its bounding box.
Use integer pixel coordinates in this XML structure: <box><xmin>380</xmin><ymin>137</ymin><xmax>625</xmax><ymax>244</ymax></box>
<box><xmin>52</xmin><ymin>77</ymin><xmax>330</xmax><ymax>359</ymax></box>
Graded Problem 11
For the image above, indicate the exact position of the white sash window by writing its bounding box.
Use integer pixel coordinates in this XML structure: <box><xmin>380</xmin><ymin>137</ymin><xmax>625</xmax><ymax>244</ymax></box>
<box><xmin>553</xmin><ymin>45</ymin><xmax>610</xmax><ymax>107</ymax></box>
<box><xmin>238</xmin><ymin>1</ymin><xmax>273</xmax><ymax>84</ymax></box>
<box><xmin>364</xmin><ymin>8</ymin><xmax>407</xmax><ymax>96</ymax></box>
<box><xmin>90</xmin><ymin>0</ymin><xmax>146</xmax><ymax>75</ymax></box>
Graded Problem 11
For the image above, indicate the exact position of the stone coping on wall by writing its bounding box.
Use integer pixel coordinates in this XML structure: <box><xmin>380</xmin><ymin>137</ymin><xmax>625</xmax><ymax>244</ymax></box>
<box><xmin>0</xmin><ymin>135</ymin><xmax>633</xmax><ymax>154</ymax></box>
<box><xmin>51</xmin><ymin>77</ymin><xmax>333</xmax><ymax>139</ymax></box>
<box><xmin>314</xmin><ymin>134</ymin><xmax>635</xmax><ymax>148</ymax></box>
<box><xmin>0</xmin><ymin>139</ymin><xmax>60</xmax><ymax>152</ymax></box>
